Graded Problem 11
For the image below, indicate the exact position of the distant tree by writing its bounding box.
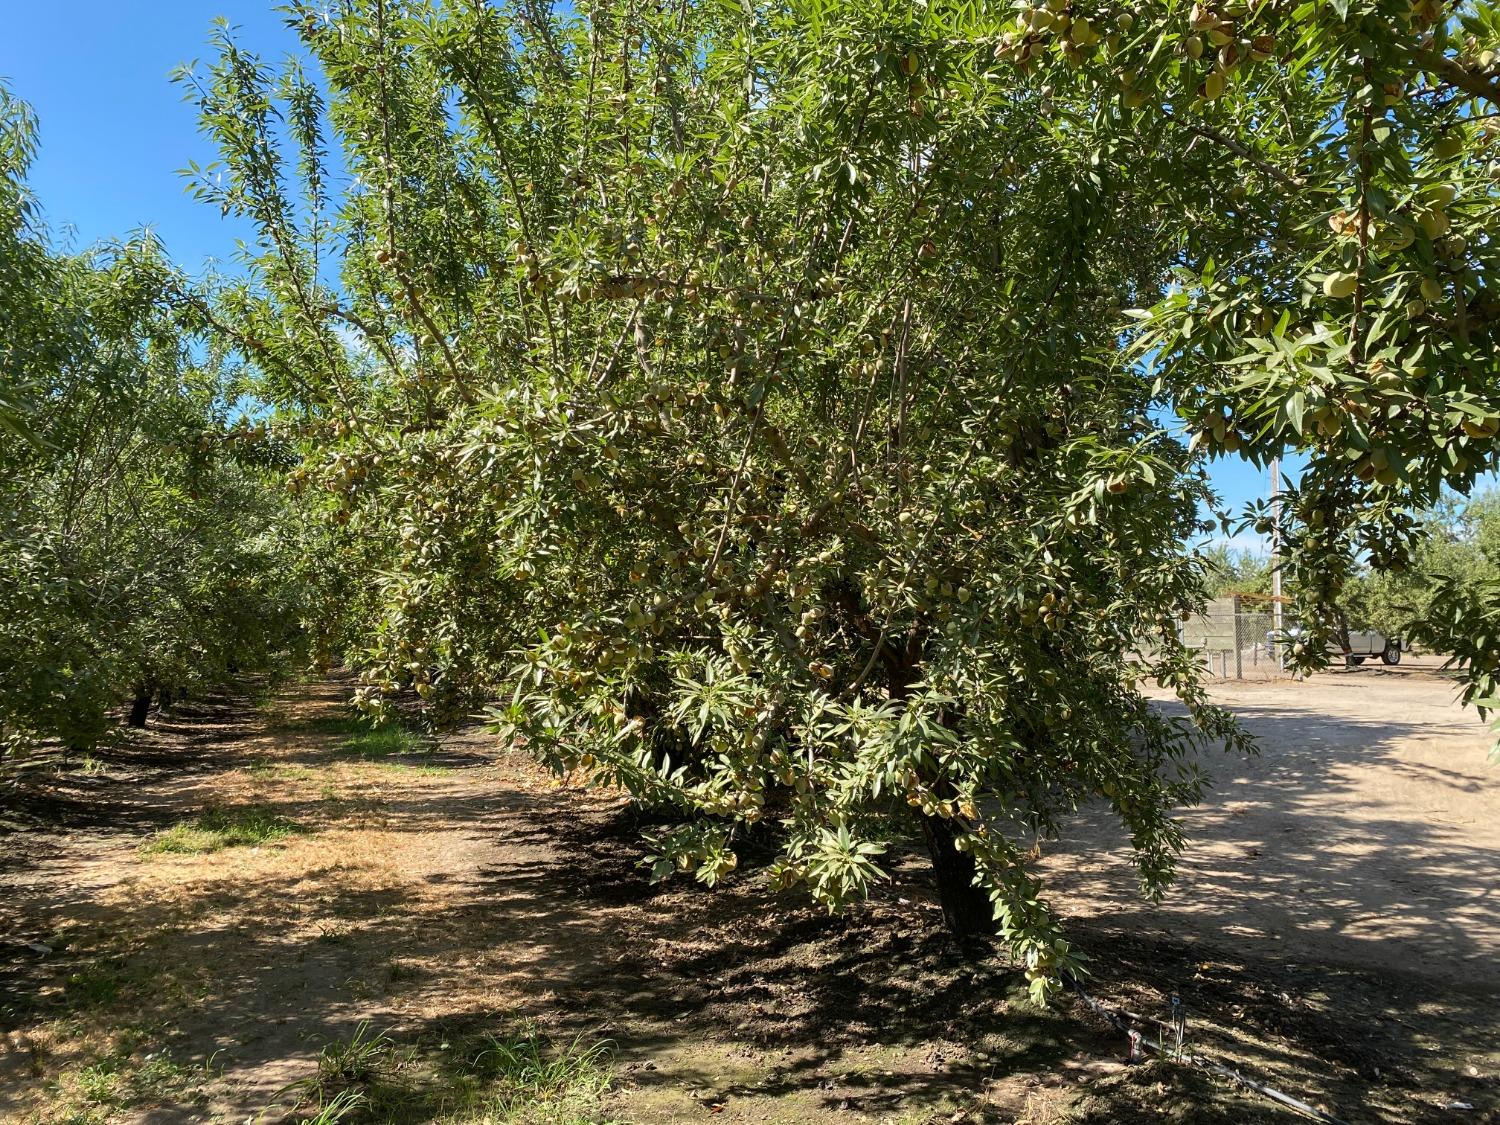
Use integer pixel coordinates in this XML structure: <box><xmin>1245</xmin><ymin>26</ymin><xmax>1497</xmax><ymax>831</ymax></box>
<box><xmin>1343</xmin><ymin>492</ymin><xmax>1500</xmax><ymax>639</ymax></box>
<box><xmin>0</xmin><ymin>84</ymin><xmax>307</xmax><ymax>759</ymax></box>
<box><xmin>1201</xmin><ymin>545</ymin><xmax>1274</xmax><ymax>600</ymax></box>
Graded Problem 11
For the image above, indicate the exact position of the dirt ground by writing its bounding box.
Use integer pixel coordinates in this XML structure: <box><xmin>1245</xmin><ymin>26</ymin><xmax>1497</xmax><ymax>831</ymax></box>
<box><xmin>0</xmin><ymin>668</ymin><xmax>1496</xmax><ymax>1124</ymax></box>
<box><xmin>1042</xmin><ymin>660</ymin><xmax>1500</xmax><ymax>987</ymax></box>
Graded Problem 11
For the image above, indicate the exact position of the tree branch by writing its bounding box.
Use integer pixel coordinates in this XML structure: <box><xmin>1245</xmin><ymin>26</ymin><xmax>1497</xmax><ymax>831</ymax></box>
<box><xmin>1158</xmin><ymin>108</ymin><xmax>1306</xmax><ymax>191</ymax></box>
<box><xmin>1413</xmin><ymin>47</ymin><xmax>1500</xmax><ymax>107</ymax></box>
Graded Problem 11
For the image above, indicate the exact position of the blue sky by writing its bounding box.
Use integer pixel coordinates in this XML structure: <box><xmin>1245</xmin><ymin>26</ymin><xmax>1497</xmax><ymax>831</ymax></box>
<box><xmin>2</xmin><ymin>2</ymin><xmax>1281</xmax><ymax>544</ymax></box>
<box><xmin>1</xmin><ymin>3</ymin><xmax>297</xmax><ymax>267</ymax></box>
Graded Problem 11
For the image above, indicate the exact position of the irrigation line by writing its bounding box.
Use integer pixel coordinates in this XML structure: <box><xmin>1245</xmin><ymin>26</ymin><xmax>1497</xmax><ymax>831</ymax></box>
<box><xmin>1060</xmin><ymin>970</ymin><xmax>1354</xmax><ymax>1125</ymax></box>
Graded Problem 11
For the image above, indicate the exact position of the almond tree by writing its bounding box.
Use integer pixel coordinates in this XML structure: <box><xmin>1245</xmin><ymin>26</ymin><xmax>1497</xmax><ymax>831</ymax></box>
<box><xmin>185</xmin><ymin>0</ymin><xmax>1496</xmax><ymax>991</ymax></box>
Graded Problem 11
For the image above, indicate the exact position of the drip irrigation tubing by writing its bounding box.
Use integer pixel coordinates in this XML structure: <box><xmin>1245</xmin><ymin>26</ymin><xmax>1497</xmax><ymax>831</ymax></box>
<box><xmin>1060</xmin><ymin>970</ymin><xmax>1354</xmax><ymax>1125</ymax></box>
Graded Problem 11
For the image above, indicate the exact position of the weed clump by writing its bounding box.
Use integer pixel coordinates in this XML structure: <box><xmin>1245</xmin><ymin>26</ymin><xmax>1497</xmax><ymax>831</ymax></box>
<box><xmin>139</xmin><ymin>804</ymin><xmax>300</xmax><ymax>856</ymax></box>
<box><xmin>273</xmin><ymin>1018</ymin><xmax>616</xmax><ymax>1123</ymax></box>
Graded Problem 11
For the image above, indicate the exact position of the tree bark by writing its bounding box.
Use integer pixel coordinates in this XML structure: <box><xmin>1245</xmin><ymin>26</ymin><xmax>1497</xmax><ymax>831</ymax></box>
<box><xmin>919</xmin><ymin>811</ymin><xmax>997</xmax><ymax>938</ymax></box>
<box><xmin>127</xmin><ymin>686</ymin><xmax>153</xmax><ymax>728</ymax></box>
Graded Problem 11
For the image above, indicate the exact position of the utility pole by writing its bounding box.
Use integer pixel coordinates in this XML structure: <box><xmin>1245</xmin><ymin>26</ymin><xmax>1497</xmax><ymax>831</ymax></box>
<box><xmin>1270</xmin><ymin>457</ymin><xmax>1284</xmax><ymax>668</ymax></box>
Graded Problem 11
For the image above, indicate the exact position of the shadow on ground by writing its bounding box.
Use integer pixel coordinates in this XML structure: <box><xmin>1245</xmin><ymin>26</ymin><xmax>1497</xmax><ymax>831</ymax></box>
<box><xmin>1</xmin><ymin>674</ymin><xmax>1496</xmax><ymax>1123</ymax></box>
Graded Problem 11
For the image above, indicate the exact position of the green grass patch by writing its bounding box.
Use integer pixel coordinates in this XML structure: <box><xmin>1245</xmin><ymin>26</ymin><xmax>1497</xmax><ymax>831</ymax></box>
<box><xmin>45</xmin><ymin>1046</ymin><xmax>220</xmax><ymax>1124</ymax></box>
<box><xmin>268</xmin><ymin>706</ymin><xmax>440</xmax><ymax>765</ymax></box>
<box><xmin>271</xmin><ymin>1019</ymin><xmax>617</xmax><ymax>1124</ymax></box>
<box><xmin>366</xmin><ymin>759</ymin><xmax>452</xmax><ymax>777</ymax></box>
<box><xmin>278</xmin><ymin>712</ymin><xmax>369</xmax><ymax>736</ymax></box>
<box><xmin>462</xmin><ymin>1023</ymin><xmax>615</xmax><ymax>1122</ymax></box>
<box><xmin>62</xmin><ymin>962</ymin><xmax>131</xmax><ymax>1009</ymax></box>
<box><xmin>139</xmin><ymin>804</ymin><xmax>301</xmax><ymax>856</ymax></box>
<box><xmin>385</xmin><ymin>960</ymin><xmax>423</xmax><ymax>985</ymax></box>
<box><xmin>248</xmin><ymin>758</ymin><xmax>319</xmax><ymax>782</ymax></box>
<box><xmin>337</xmin><ymin>724</ymin><xmax>430</xmax><ymax>760</ymax></box>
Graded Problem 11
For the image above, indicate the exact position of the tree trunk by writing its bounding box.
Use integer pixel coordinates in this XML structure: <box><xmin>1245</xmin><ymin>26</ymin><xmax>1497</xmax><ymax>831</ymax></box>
<box><xmin>127</xmin><ymin>687</ymin><xmax>153</xmax><ymax>728</ymax></box>
<box><xmin>920</xmin><ymin>812</ymin><xmax>997</xmax><ymax>938</ymax></box>
<box><xmin>877</xmin><ymin>621</ymin><xmax>993</xmax><ymax>939</ymax></box>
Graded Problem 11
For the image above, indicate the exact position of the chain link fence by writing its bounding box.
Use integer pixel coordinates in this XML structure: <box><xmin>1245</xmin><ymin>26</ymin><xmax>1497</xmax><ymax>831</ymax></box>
<box><xmin>1178</xmin><ymin>597</ymin><xmax>1290</xmax><ymax>680</ymax></box>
